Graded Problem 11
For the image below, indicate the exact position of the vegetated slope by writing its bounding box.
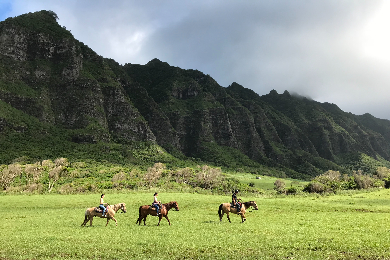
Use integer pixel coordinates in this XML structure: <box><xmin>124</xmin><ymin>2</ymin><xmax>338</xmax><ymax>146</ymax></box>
<box><xmin>1</xmin><ymin>10</ymin><xmax>390</xmax><ymax>180</ymax></box>
<box><xmin>0</xmin><ymin>10</ymin><xmax>159</xmax><ymax>163</ymax></box>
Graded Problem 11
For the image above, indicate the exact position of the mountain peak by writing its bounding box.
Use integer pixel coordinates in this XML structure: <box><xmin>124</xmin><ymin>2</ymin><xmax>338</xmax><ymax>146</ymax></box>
<box><xmin>2</xmin><ymin>10</ymin><xmax>72</xmax><ymax>40</ymax></box>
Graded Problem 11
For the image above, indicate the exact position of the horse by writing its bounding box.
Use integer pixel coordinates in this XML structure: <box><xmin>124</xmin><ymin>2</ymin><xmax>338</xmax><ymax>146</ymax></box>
<box><xmin>218</xmin><ymin>201</ymin><xmax>258</xmax><ymax>223</ymax></box>
<box><xmin>136</xmin><ymin>201</ymin><xmax>179</xmax><ymax>226</ymax></box>
<box><xmin>81</xmin><ymin>203</ymin><xmax>127</xmax><ymax>227</ymax></box>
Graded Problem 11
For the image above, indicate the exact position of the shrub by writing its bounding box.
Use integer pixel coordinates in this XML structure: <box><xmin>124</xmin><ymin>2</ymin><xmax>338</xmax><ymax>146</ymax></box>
<box><xmin>143</xmin><ymin>163</ymin><xmax>166</xmax><ymax>187</ymax></box>
<box><xmin>353</xmin><ymin>170</ymin><xmax>373</xmax><ymax>189</ymax></box>
<box><xmin>42</xmin><ymin>159</ymin><xmax>55</xmax><ymax>168</ymax></box>
<box><xmin>384</xmin><ymin>177</ymin><xmax>390</xmax><ymax>189</ymax></box>
<box><xmin>314</xmin><ymin>170</ymin><xmax>341</xmax><ymax>184</ymax></box>
<box><xmin>373</xmin><ymin>179</ymin><xmax>385</xmax><ymax>188</ymax></box>
<box><xmin>48</xmin><ymin>166</ymin><xmax>67</xmax><ymax>192</ymax></box>
<box><xmin>376</xmin><ymin>167</ymin><xmax>390</xmax><ymax>179</ymax></box>
<box><xmin>172</xmin><ymin>167</ymin><xmax>194</xmax><ymax>184</ymax></box>
<box><xmin>55</xmin><ymin>158</ymin><xmax>69</xmax><ymax>167</ymax></box>
<box><xmin>58</xmin><ymin>183</ymin><xmax>76</xmax><ymax>194</ymax></box>
<box><xmin>195</xmin><ymin>165</ymin><xmax>222</xmax><ymax>189</ymax></box>
<box><xmin>274</xmin><ymin>179</ymin><xmax>285</xmax><ymax>193</ymax></box>
<box><xmin>286</xmin><ymin>186</ymin><xmax>298</xmax><ymax>195</ymax></box>
<box><xmin>303</xmin><ymin>182</ymin><xmax>326</xmax><ymax>193</ymax></box>
<box><xmin>0</xmin><ymin>163</ymin><xmax>22</xmax><ymax>190</ymax></box>
<box><xmin>112</xmin><ymin>171</ymin><xmax>127</xmax><ymax>182</ymax></box>
<box><xmin>24</xmin><ymin>163</ymin><xmax>43</xmax><ymax>183</ymax></box>
<box><xmin>26</xmin><ymin>183</ymin><xmax>43</xmax><ymax>193</ymax></box>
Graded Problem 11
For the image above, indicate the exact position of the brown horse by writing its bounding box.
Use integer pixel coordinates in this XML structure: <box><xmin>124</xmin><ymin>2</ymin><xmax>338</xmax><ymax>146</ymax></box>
<box><xmin>136</xmin><ymin>201</ymin><xmax>179</xmax><ymax>226</ymax></box>
<box><xmin>81</xmin><ymin>203</ymin><xmax>127</xmax><ymax>227</ymax></box>
<box><xmin>218</xmin><ymin>201</ymin><xmax>258</xmax><ymax>223</ymax></box>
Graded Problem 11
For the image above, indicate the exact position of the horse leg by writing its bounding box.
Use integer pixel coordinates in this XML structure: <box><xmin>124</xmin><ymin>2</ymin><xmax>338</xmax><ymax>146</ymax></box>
<box><xmin>226</xmin><ymin>213</ymin><xmax>231</xmax><ymax>223</ymax></box>
<box><xmin>157</xmin><ymin>214</ymin><xmax>165</xmax><ymax>226</ymax></box>
<box><xmin>81</xmin><ymin>215</ymin><xmax>88</xmax><ymax>226</ymax></box>
<box><xmin>164</xmin><ymin>215</ymin><xmax>171</xmax><ymax>226</ymax></box>
<box><xmin>143</xmin><ymin>216</ymin><xmax>147</xmax><ymax>225</ymax></box>
<box><xmin>111</xmin><ymin>216</ymin><xmax>117</xmax><ymax>226</ymax></box>
<box><xmin>241</xmin><ymin>213</ymin><xmax>246</xmax><ymax>223</ymax></box>
<box><xmin>106</xmin><ymin>218</ymin><xmax>110</xmax><ymax>226</ymax></box>
<box><xmin>89</xmin><ymin>216</ymin><xmax>94</xmax><ymax>226</ymax></box>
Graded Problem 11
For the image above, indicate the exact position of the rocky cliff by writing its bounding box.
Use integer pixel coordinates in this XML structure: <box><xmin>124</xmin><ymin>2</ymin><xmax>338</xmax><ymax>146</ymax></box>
<box><xmin>0</xmin><ymin>11</ymin><xmax>155</xmax><ymax>145</ymax></box>
<box><xmin>1</xmin><ymin>11</ymin><xmax>390</xmax><ymax>179</ymax></box>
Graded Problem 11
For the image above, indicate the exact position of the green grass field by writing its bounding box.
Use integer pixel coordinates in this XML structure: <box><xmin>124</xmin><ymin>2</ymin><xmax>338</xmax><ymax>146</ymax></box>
<box><xmin>227</xmin><ymin>173</ymin><xmax>308</xmax><ymax>190</ymax></box>
<box><xmin>2</xmin><ymin>190</ymin><xmax>390</xmax><ymax>259</ymax></box>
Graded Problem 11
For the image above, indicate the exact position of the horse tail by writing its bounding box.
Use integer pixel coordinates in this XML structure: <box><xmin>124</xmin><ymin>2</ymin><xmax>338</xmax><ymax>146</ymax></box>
<box><xmin>218</xmin><ymin>204</ymin><xmax>223</xmax><ymax>218</ymax></box>
<box><xmin>136</xmin><ymin>206</ymin><xmax>142</xmax><ymax>224</ymax></box>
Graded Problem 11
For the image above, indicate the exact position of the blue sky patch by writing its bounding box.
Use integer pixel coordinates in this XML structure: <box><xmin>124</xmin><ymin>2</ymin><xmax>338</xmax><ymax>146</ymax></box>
<box><xmin>0</xmin><ymin>1</ymin><xmax>12</xmax><ymax>22</ymax></box>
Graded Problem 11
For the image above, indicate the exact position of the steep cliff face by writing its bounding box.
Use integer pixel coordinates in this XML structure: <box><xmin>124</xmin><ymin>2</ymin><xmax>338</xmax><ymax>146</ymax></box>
<box><xmin>123</xmin><ymin>59</ymin><xmax>267</xmax><ymax>162</ymax></box>
<box><xmin>258</xmin><ymin>90</ymin><xmax>390</xmax><ymax>162</ymax></box>
<box><xmin>0</xmin><ymin>11</ymin><xmax>155</xmax><ymax>144</ymax></box>
<box><xmin>2</xmin><ymin>11</ymin><xmax>390</xmax><ymax>178</ymax></box>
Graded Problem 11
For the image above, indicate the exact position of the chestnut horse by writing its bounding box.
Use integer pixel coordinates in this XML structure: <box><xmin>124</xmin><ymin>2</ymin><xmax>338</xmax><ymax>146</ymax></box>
<box><xmin>218</xmin><ymin>201</ymin><xmax>258</xmax><ymax>223</ymax></box>
<box><xmin>136</xmin><ymin>201</ymin><xmax>179</xmax><ymax>226</ymax></box>
<box><xmin>81</xmin><ymin>203</ymin><xmax>127</xmax><ymax>227</ymax></box>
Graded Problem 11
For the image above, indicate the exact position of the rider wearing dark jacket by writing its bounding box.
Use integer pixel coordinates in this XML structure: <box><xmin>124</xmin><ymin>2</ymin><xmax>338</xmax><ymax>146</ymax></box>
<box><xmin>232</xmin><ymin>190</ymin><xmax>241</xmax><ymax>214</ymax></box>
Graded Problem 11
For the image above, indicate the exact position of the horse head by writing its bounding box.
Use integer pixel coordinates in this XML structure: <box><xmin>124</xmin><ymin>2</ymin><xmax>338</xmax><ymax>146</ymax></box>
<box><xmin>172</xmin><ymin>201</ymin><xmax>179</xmax><ymax>211</ymax></box>
<box><xmin>120</xmin><ymin>203</ymin><xmax>127</xmax><ymax>213</ymax></box>
<box><xmin>251</xmin><ymin>201</ymin><xmax>258</xmax><ymax>210</ymax></box>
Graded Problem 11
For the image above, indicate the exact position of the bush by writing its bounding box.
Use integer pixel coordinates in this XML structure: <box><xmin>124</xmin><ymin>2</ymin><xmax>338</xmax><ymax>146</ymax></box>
<box><xmin>195</xmin><ymin>165</ymin><xmax>222</xmax><ymax>189</ymax></box>
<box><xmin>376</xmin><ymin>167</ymin><xmax>390</xmax><ymax>179</ymax></box>
<box><xmin>274</xmin><ymin>179</ymin><xmax>285</xmax><ymax>193</ymax></box>
<box><xmin>143</xmin><ymin>163</ymin><xmax>166</xmax><ymax>187</ymax></box>
<box><xmin>353</xmin><ymin>170</ymin><xmax>373</xmax><ymax>189</ymax></box>
<box><xmin>286</xmin><ymin>186</ymin><xmax>298</xmax><ymax>195</ymax></box>
<box><xmin>303</xmin><ymin>182</ymin><xmax>326</xmax><ymax>193</ymax></box>
<box><xmin>0</xmin><ymin>163</ymin><xmax>22</xmax><ymax>190</ymax></box>
<box><xmin>172</xmin><ymin>167</ymin><xmax>194</xmax><ymax>184</ymax></box>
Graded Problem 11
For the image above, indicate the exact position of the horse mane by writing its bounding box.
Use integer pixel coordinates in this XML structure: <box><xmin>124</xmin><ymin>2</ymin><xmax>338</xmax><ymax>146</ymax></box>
<box><xmin>244</xmin><ymin>201</ymin><xmax>254</xmax><ymax>207</ymax></box>
<box><xmin>163</xmin><ymin>201</ymin><xmax>176</xmax><ymax>207</ymax></box>
<box><xmin>111</xmin><ymin>203</ymin><xmax>125</xmax><ymax>211</ymax></box>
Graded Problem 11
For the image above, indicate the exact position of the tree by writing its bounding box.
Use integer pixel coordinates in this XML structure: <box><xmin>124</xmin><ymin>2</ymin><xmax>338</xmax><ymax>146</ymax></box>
<box><xmin>47</xmin><ymin>10</ymin><xmax>59</xmax><ymax>20</ymax></box>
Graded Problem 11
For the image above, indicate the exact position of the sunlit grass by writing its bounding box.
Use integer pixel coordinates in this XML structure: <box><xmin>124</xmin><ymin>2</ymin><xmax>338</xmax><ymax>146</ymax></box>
<box><xmin>227</xmin><ymin>172</ymin><xmax>308</xmax><ymax>190</ymax></box>
<box><xmin>2</xmin><ymin>190</ymin><xmax>390</xmax><ymax>259</ymax></box>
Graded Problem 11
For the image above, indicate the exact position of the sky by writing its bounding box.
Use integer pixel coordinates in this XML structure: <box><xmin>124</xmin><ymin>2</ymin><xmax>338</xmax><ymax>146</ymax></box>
<box><xmin>1</xmin><ymin>0</ymin><xmax>390</xmax><ymax>120</ymax></box>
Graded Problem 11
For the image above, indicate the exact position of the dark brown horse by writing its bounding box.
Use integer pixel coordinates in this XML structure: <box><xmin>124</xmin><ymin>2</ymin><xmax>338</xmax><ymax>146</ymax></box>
<box><xmin>218</xmin><ymin>201</ymin><xmax>258</xmax><ymax>223</ymax></box>
<box><xmin>136</xmin><ymin>201</ymin><xmax>179</xmax><ymax>226</ymax></box>
<box><xmin>81</xmin><ymin>203</ymin><xmax>127</xmax><ymax>227</ymax></box>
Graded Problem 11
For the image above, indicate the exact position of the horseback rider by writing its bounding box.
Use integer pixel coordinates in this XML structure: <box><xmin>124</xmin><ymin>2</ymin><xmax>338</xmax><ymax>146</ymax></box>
<box><xmin>152</xmin><ymin>192</ymin><xmax>161</xmax><ymax>215</ymax></box>
<box><xmin>232</xmin><ymin>190</ymin><xmax>241</xmax><ymax>214</ymax></box>
<box><xmin>99</xmin><ymin>194</ymin><xmax>107</xmax><ymax>217</ymax></box>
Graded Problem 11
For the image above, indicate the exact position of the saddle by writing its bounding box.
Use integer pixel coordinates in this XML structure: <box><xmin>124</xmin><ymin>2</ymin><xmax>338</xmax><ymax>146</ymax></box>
<box><xmin>230</xmin><ymin>202</ymin><xmax>242</xmax><ymax>208</ymax></box>
<box><xmin>94</xmin><ymin>207</ymin><xmax>103</xmax><ymax>213</ymax></box>
<box><xmin>149</xmin><ymin>202</ymin><xmax>162</xmax><ymax>211</ymax></box>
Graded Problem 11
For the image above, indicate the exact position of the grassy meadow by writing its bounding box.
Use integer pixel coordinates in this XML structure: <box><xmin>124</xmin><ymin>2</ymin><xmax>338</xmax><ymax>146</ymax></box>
<box><xmin>2</xmin><ymin>190</ymin><xmax>390</xmax><ymax>259</ymax></box>
<box><xmin>227</xmin><ymin>173</ymin><xmax>308</xmax><ymax>190</ymax></box>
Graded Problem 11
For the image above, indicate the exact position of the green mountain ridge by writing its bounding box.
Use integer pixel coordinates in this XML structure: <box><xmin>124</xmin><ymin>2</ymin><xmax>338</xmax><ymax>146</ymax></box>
<box><xmin>1</xmin><ymin>10</ymin><xmax>390</xmax><ymax>180</ymax></box>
